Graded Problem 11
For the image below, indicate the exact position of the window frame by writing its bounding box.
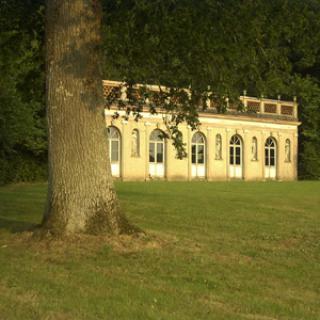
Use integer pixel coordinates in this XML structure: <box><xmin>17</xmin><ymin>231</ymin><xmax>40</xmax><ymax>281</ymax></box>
<box><xmin>191</xmin><ymin>132</ymin><xmax>206</xmax><ymax>165</ymax></box>
<box><xmin>107</xmin><ymin>126</ymin><xmax>121</xmax><ymax>163</ymax></box>
<box><xmin>265</xmin><ymin>137</ymin><xmax>277</xmax><ymax>167</ymax></box>
<box><xmin>149</xmin><ymin>129</ymin><xmax>165</xmax><ymax>164</ymax></box>
<box><xmin>229</xmin><ymin>135</ymin><xmax>242</xmax><ymax>166</ymax></box>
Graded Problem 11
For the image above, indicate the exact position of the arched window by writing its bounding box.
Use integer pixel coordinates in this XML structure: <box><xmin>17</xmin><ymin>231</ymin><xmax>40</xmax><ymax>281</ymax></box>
<box><xmin>149</xmin><ymin>129</ymin><xmax>165</xmax><ymax>177</ymax></box>
<box><xmin>107</xmin><ymin>126</ymin><xmax>121</xmax><ymax>177</ymax></box>
<box><xmin>131</xmin><ymin>129</ymin><xmax>140</xmax><ymax>157</ymax></box>
<box><xmin>285</xmin><ymin>139</ymin><xmax>291</xmax><ymax>162</ymax></box>
<box><xmin>265</xmin><ymin>137</ymin><xmax>277</xmax><ymax>179</ymax></box>
<box><xmin>265</xmin><ymin>137</ymin><xmax>276</xmax><ymax>166</ymax></box>
<box><xmin>252</xmin><ymin>137</ymin><xmax>258</xmax><ymax>161</ymax></box>
<box><xmin>229</xmin><ymin>135</ymin><xmax>242</xmax><ymax>165</ymax></box>
<box><xmin>149</xmin><ymin>129</ymin><xmax>164</xmax><ymax>162</ymax></box>
<box><xmin>191</xmin><ymin>132</ymin><xmax>206</xmax><ymax>178</ymax></box>
<box><xmin>191</xmin><ymin>132</ymin><xmax>205</xmax><ymax>164</ymax></box>
<box><xmin>215</xmin><ymin>134</ymin><xmax>222</xmax><ymax>160</ymax></box>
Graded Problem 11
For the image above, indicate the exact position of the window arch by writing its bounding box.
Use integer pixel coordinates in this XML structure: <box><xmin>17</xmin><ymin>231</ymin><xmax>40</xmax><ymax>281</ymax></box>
<box><xmin>131</xmin><ymin>129</ymin><xmax>140</xmax><ymax>157</ymax></box>
<box><xmin>252</xmin><ymin>137</ymin><xmax>258</xmax><ymax>161</ymax></box>
<box><xmin>150</xmin><ymin>129</ymin><xmax>164</xmax><ymax>142</ymax></box>
<box><xmin>285</xmin><ymin>139</ymin><xmax>291</xmax><ymax>162</ymax></box>
<box><xmin>229</xmin><ymin>135</ymin><xmax>242</xmax><ymax>165</ymax></box>
<box><xmin>191</xmin><ymin>132</ymin><xmax>206</xmax><ymax>164</ymax></box>
<box><xmin>215</xmin><ymin>134</ymin><xmax>222</xmax><ymax>160</ymax></box>
<box><xmin>108</xmin><ymin>126</ymin><xmax>120</xmax><ymax>139</ymax></box>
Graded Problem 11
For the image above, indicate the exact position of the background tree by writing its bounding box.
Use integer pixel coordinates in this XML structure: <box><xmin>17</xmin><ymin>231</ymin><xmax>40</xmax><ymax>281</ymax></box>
<box><xmin>0</xmin><ymin>0</ymin><xmax>47</xmax><ymax>184</ymax></box>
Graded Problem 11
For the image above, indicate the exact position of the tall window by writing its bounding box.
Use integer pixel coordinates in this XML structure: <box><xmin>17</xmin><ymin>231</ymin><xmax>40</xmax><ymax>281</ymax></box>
<box><xmin>265</xmin><ymin>137</ymin><xmax>276</xmax><ymax>166</ymax></box>
<box><xmin>131</xmin><ymin>129</ymin><xmax>140</xmax><ymax>157</ymax></box>
<box><xmin>149</xmin><ymin>129</ymin><xmax>164</xmax><ymax>164</ymax></box>
<box><xmin>285</xmin><ymin>139</ymin><xmax>291</xmax><ymax>162</ymax></box>
<box><xmin>107</xmin><ymin>126</ymin><xmax>121</xmax><ymax>177</ymax></box>
<box><xmin>215</xmin><ymin>134</ymin><xmax>222</xmax><ymax>160</ymax></box>
<box><xmin>107</xmin><ymin>126</ymin><xmax>120</xmax><ymax>162</ymax></box>
<box><xmin>191</xmin><ymin>132</ymin><xmax>205</xmax><ymax>164</ymax></box>
<box><xmin>252</xmin><ymin>137</ymin><xmax>258</xmax><ymax>161</ymax></box>
<box><xmin>229</xmin><ymin>135</ymin><xmax>242</xmax><ymax>165</ymax></box>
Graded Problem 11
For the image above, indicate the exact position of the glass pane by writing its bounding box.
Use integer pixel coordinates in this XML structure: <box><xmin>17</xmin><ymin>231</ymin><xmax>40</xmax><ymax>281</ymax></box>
<box><xmin>192</xmin><ymin>145</ymin><xmax>196</xmax><ymax>164</ymax></box>
<box><xmin>198</xmin><ymin>134</ymin><xmax>205</xmax><ymax>144</ymax></box>
<box><xmin>236</xmin><ymin>155</ymin><xmax>241</xmax><ymax>165</ymax></box>
<box><xmin>265</xmin><ymin>149</ymin><xmax>269</xmax><ymax>166</ymax></box>
<box><xmin>109</xmin><ymin>127</ymin><xmax>119</xmax><ymax>139</ymax></box>
<box><xmin>111</xmin><ymin>141</ymin><xmax>119</xmax><ymax>162</ymax></box>
<box><xmin>270</xmin><ymin>149</ymin><xmax>275</xmax><ymax>158</ymax></box>
<box><xmin>149</xmin><ymin>143</ymin><xmax>155</xmax><ymax>162</ymax></box>
<box><xmin>236</xmin><ymin>147</ymin><xmax>241</xmax><ymax>157</ymax></box>
<box><xmin>192</xmin><ymin>132</ymin><xmax>204</xmax><ymax>143</ymax></box>
<box><xmin>192</xmin><ymin>134</ymin><xmax>197</xmax><ymax>143</ymax></box>
<box><xmin>156</xmin><ymin>143</ymin><xmax>163</xmax><ymax>163</ymax></box>
<box><xmin>266</xmin><ymin>137</ymin><xmax>276</xmax><ymax>147</ymax></box>
<box><xmin>150</xmin><ymin>129</ymin><xmax>163</xmax><ymax>141</ymax></box>
<box><xmin>230</xmin><ymin>135</ymin><xmax>241</xmax><ymax>146</ymax></box>
<box><xmin>198</xmin><ymin>145</ymin><xmax>204</xmax><ymax>164</ymax></box>
<box><xmin>265</xmin><ymin>138</ymin><xmax>270</xmax><ymax>147</ymax></box>
<box><xmin>229</xmin><ymin>147</ymin><xmax>234</xmax><ymax>165</ymax></box>
<box><xmin>270</xmin><ymin>157</ymin><xmax>275</xmax><ymax>166</ymax></box>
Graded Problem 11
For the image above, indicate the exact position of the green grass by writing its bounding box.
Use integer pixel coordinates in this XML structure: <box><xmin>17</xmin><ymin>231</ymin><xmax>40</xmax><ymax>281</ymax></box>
<box><xmin>0</xmin><ymin>181</ymin><xmax>319</xmax><ymax>320</ymax></box>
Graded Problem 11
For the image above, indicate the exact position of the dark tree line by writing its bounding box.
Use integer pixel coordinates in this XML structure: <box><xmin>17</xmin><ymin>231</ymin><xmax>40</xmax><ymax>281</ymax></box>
<box><xmin>1</xmin><ymin>0</ymin><xmax>319</xmax><ymax>184</ymax></box>
<box><xmin>0</xmin><ymin>0</ymin><xmax>46</xmax><ymax>184</ymax></box>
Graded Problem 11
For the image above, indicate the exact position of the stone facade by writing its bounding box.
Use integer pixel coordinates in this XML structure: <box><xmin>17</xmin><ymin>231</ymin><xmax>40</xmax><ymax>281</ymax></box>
<box><xmin>104</xmin><ymin>80</ymin><xmax>300</xmax><ymax>181</ymax></box>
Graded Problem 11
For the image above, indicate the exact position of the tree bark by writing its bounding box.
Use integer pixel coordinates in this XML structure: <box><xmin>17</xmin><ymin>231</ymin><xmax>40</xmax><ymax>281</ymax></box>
<box><xmin>43</xmin><ymin>0</ymin><xmax>132</xmax><ymax>235</ymax></box>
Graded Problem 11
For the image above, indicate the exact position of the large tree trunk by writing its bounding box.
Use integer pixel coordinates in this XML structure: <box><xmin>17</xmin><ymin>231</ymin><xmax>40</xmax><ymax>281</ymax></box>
<box><xmin>43</xmin><ymin>0</ymin><xmax>131</xmax><ymax>235</ymax></box>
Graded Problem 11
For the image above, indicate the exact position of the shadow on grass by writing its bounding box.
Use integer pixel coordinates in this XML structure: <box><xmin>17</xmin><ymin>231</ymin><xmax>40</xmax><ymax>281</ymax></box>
<box><xmin>0</xmin><ymin>217</ymin><xmax>38</xmax><ymax>233</ymax></box>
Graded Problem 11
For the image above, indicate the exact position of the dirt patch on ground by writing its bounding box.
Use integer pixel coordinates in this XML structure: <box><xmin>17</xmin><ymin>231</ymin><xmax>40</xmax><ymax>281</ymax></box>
<box><xmin>1</xmin><ymin>229</ymin><xmax>173</xmax><ymax>258</ymax></box>
<box><xmin>243</xmin><ymin>314</ymin><xmax>278</xmax><ymax>320</ymax></box>
<box><xmin>107</xmin><ymin>233</ymin><xmax>166</xmax><ymax>253</ymax></box>
<box><xmin>0</xmin><ymin>282</ymin><xmax>39</xmax><ymax>307</ymax></box>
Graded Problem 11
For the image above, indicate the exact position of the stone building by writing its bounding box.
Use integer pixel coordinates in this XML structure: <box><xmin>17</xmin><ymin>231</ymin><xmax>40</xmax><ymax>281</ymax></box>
<box><xmin>104</xmin><ymin>80</ymin><xmax>300</xmax><ymax>181</ymax></box>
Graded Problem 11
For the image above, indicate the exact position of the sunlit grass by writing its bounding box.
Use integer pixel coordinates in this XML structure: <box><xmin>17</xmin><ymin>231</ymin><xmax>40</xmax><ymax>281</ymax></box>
<box><xmin>0</xmin><ymin>181</ymin><xmax>319</xmax><ymax>319</ymax></box>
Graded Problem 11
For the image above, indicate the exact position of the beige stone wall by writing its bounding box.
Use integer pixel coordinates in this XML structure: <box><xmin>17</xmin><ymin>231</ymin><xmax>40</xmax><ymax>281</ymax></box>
<box><xmin>105</xmin><ymin>110</ymin><xmax>299</xmax><ymax>181</ymax></box>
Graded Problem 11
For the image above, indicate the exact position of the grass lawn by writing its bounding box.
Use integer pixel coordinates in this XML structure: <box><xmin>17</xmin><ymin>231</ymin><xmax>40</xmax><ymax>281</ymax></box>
<box><xmin>0</xmin><ymin>181</ymin><xmax>319</xmax><ymax>320</ymax></box>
